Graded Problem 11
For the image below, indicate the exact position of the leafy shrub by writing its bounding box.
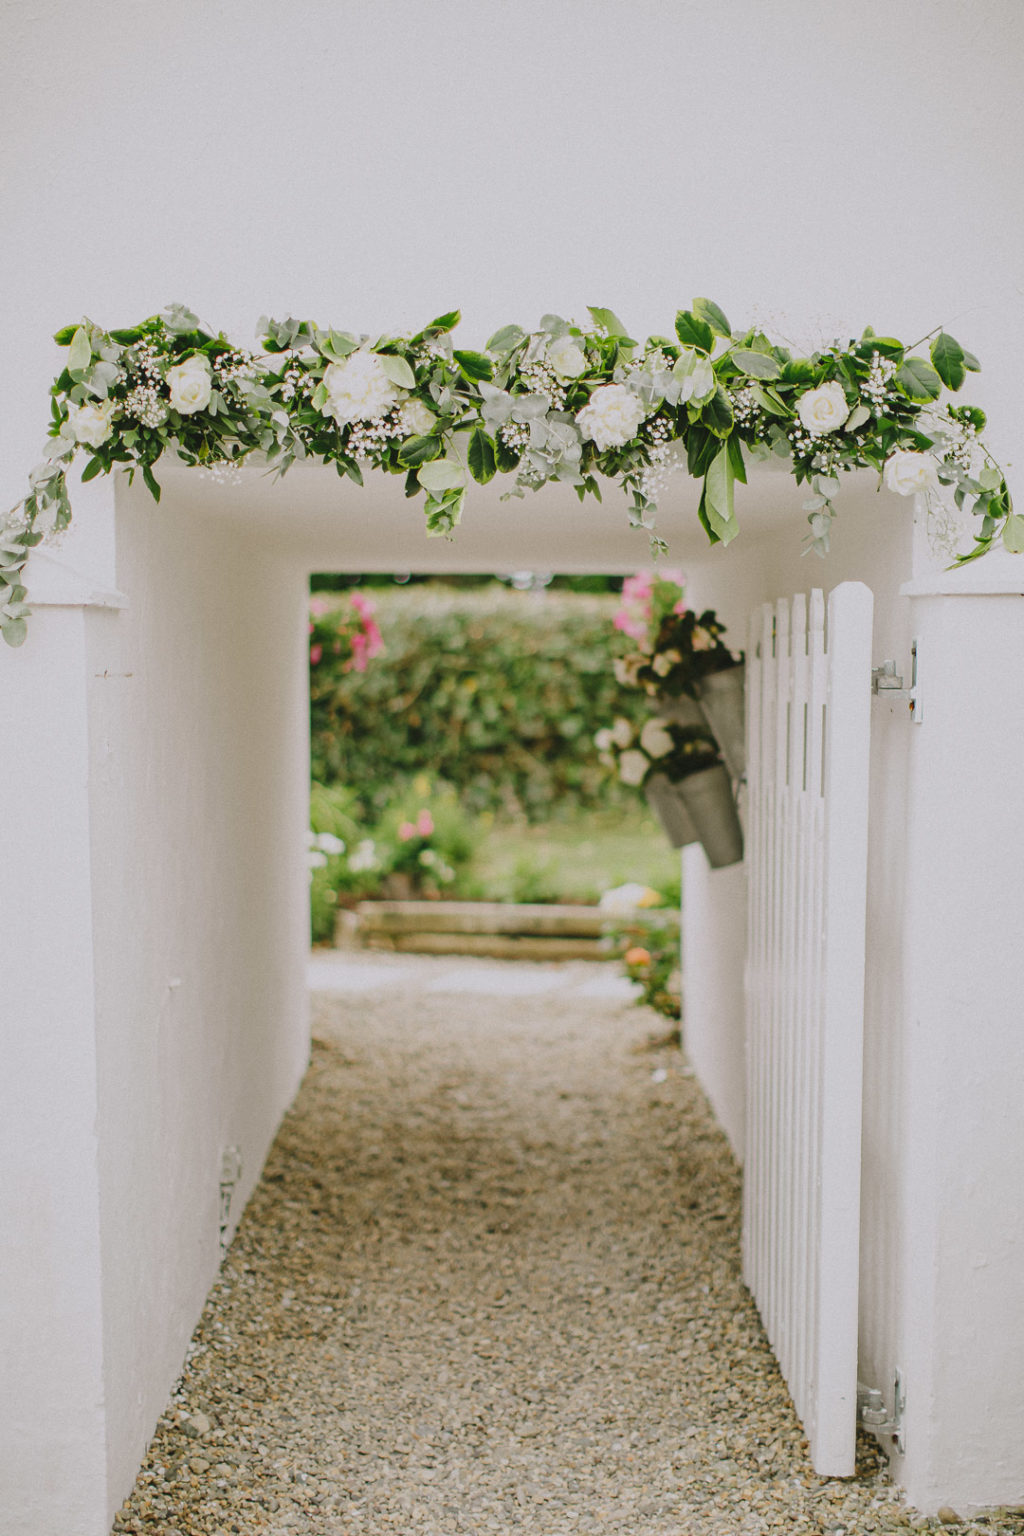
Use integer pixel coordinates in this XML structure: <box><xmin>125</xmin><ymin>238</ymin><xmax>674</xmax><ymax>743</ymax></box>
<box><xmin>309</xmin><ymin>584</ymin><xmax>647</xmax><ymax>820</ymax></box>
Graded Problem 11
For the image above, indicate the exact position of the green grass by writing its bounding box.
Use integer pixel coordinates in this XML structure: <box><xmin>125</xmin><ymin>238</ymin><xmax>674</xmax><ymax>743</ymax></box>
<box><xmin>456</xmin><ymin>806</ymin><xmax>680</xmax><ymax>906</ymax></box>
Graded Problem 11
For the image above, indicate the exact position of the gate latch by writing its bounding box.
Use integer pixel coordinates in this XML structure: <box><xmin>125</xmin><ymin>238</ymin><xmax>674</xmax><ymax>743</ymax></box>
<box><xmin>871</xmin><ymin>640</ymin><xmax>922</xmax><ymax>722</ymax></box>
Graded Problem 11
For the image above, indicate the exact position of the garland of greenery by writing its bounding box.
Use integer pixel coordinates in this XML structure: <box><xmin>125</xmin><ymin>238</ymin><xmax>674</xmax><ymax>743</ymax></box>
<box><xmin>1</xmin><ymin>299</ymin><xmax>1016</xmax><ymax>647</ymax></box>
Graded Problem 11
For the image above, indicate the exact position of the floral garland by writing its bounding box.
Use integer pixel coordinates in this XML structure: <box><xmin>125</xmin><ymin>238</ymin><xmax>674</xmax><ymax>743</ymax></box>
<box><xmin>1</xmin><ymin>299</ymin><xmax>1016</xmax><ymax>648</ymax></box>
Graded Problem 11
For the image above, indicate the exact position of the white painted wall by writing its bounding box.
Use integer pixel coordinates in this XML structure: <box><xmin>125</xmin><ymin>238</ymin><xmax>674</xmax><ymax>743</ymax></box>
<box><xmin>3</xmin><ymin>0</ymin><xmax>1024</xmax><ymax>1526</ymax></box>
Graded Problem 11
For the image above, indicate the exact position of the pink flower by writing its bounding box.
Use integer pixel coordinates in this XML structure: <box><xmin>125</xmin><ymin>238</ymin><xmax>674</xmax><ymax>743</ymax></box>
<box><xmin>309</xmin><ymin>644</ymin><xmax>323</xmax><ymax>666</ymax></box>
<box><xmin>350</xmin><ymin>591</ymin><xmax>375</xmax><ymax>619</ymax></box>
<box><xmin>416</xmin><ymin>809</ymin><xmax>434</xmax><ymax>836</ymax></box>
<box><xmin>364</xmin><ymin>619</ymin><xmax>384</xmax><ymax>658</ymax></box>
<box><xmin>398</xmin><ymin>821</ymin><xmax>417</xmax><ymax>842</ymax></box>
<box><xmin>309</xmin><ymin>596</ymin><xmax>330</xmax><ymax>617</ymax></box>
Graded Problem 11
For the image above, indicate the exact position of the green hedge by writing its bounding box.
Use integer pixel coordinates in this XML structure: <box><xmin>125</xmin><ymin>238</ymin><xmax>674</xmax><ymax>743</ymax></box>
<box><xmin>310</xmin><ymin>584</ymin><xmax>646</xmax><ymax>818</ymax></box>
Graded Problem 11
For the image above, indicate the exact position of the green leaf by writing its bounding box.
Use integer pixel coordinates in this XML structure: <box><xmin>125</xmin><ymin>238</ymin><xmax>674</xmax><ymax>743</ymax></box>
<box><xmin>731</xmin><ymin>348</ymin><xmax>782</xmax><ymax>380</ymax></box>
<box><xmin>485</xmin><ymin>323</ymin><xmax>526</xmax><ymax>354</ymax></box>
<box><xmin>751</xmin><ymin>383</ymin><xmax>791</xmax><ymax>418</ymax></box>
<box><xmin>896</xmin><ymin>357</ymin><xmax>942</xmax><ymax>403</ymax></box>
<box><xmin>930</xmin><ymin>332</ymin><xmax>965</xmax><ymax>392</ymax></box>
<box><xmin>587</xmin><ymin>306</ymin><xmax>631</xmax><ymax>340</ymax></box>
<box><xmin>426</xmin><ymin>310</ymin><xmax>461</xmax><ymax>334</ymax></box>
<box><xmin>80</xmin><ymin>455</ymin><xmax>106</xmax><ymax>483</ymax></box>
<box><xmin>397</xmin><ymin>434</ymin><xmax>441</xmax><ymax>468</ymax></box>
<box><xmin>418</xmin><ymin>458</ymin><xmax>465</xmax><ymax>495</ymax></box>
<box><xmin>703</xmin><ymin>445</ymin><xmax>739</xmax><ymax>544</ymax></box>
<box><xmin>1</xmin><ymin>616</ymin><xmax>28</xmax><ymax>647</ymax></box>
<box><xmin>467</xmin><ymin>428</ymin><xmax>497</xmax><ymax>484</ymax></box>
<box><xmin>424</xmin><ymin>487</ymin><xmax>465</xmax><ymax>536</ymax></box>
<box><xmin>141</xmin><ymin>464</ymin><xmax>162</xmax><ymax>502</ymax></box>
<box><xmin>962</xmin><ymin>350</ymin><xmax>981</xmax><ymax>372</ymax></box>
<box><xmin>321</xmin><ymin>330</ymin><xmax>358</xmax><ymax>362</ymax></box>
<box><xmin>453</xmin><ymin>350</ymin><xmax>494</xmax><ymax>382</ymax></box>
<box><xmin>702</xmin><ymin>387</ymin><xmax>735</xmax><ymax>438</ymax></box>
<box><xmin>1002</xmin><ymin>514</ymin><xmax>1024</xmax><ymax>553</ymax></box>
<box><xmin>67</xmin><ymin>326</ymin><xmax>92</xmax><ymax>375</ymax></box>
<box><xmin>377</xmin><ymin>353</ymin><xmax>416</xmax><ymax>389</ymax></box>
<box><xmin>674</xmin><ymin>310</ymin><xmax>713</xmax><ymax>353</ymax></box>
<box><xmin>727</xmin><ymin>434</ymin><xmax>747</xmax><ymax>485</ymax></box>
<box><xmin>692</xmin><ymin>298</ymin><xmax>732</xmax><ymax>337</ymax></box>
<box><xmin>52</xmin><ymin>325</ymin><xmax>77</xmax><ymax>346</ymax></box>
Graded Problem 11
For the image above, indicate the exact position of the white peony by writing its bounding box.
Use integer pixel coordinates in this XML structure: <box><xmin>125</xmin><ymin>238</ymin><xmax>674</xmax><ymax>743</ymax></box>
<box><xmin>640</xmin><ymin>718</ymin><xmax>674</xmax><ymax>758</ymax></box>
<box><xmin>795</xmin><ymin>381</ymin><xmax>850</xmax><ymax>436</ymax></box>
<box><xmin>618</xmin><ymin>749</ymin><xmax>650</xmax><ymax>787</ymax></box>
<box><xmin>883</xmin><ymin>449</ymin><xmax>940</xmax><ymax>497</ymax></box>
<box><xmin>547</xmin><ymin>335</ymin><xmax>588</xmax><ymax>379</ymax></box>
<box><xmin>399</xmin><ymin>397</ymin><xmax>436</xmax><ymax>437</ymax></box>
<box><xmin>610</xmin><ymin>716</ymin><xmax>635</xmax><ymax>748</ymax></box>
<box><xmin>575</xmin><ymin>383</ymin><xmax>645</xmax><ymax>451</ymax></box>
<box><xmin>166</xmin><ymin>355</ymin><xmax>213</xmax><ymax>415</ymax></box>
<box><xmin>67</xmin><ymin>398</ymin><xmax>117</xmax><ymax>447</ymax></box>
<box><xmin>322</xmin><ymin>351</ymin><xmax>401</xmax><ymax>425</ymax></box>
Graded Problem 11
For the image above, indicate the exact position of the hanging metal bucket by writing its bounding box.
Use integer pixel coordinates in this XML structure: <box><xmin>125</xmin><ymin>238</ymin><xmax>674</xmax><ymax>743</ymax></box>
<box><xmin>653</xmin><ymin>692</ymin><xmax>707</xmax><ymax>729</ymax></box>
<box><xmin>644</xmin><ymin>771</ymin><xmax>700</xmax><ymax>849</ymax></box>
<box><xmin>694</xmin><ymin>663</ymin><xmax>746</xmax><ymax>781</ymax></box>
<box><xmin>675</xmin><ymin>764</ymin><xmax>744</xmax><ymax>868</ymax></box>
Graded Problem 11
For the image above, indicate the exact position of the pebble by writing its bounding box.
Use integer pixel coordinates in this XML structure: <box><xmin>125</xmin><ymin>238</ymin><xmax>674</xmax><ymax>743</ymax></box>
<box><xmin>110</xmin><ymin>957</ymin><xmax>1024</xmax><ymax>1536</ymax></box>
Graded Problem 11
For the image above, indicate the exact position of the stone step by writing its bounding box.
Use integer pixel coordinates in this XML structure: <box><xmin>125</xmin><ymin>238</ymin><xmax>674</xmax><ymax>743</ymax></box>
<box><xmin>363</xmin><ymin>930</ymin><xmax>610</xmax><ymax>961</ymax></box>
<box><xmin>353</xmin><ymin>899</ymin><xmax>680</xmax><ymax>939</ymax></box>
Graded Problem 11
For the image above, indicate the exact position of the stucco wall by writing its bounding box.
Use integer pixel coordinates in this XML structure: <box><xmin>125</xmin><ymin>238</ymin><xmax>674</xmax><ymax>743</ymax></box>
<box><xmin>3</xmin><ymin>1</ymin><xmax>1024</xmax><ymax>1527</ymax></box>
<box><xmin>85</xmin><ymin>482</ymin><xmax>312</xmax><ymax>1505</ymax></box>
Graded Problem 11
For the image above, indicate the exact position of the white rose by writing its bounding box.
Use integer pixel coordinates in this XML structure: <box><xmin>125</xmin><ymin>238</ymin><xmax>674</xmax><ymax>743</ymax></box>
<box><xmin>795</xmin><ymin>381</ymin><xmax>850</xmax><ymax>436</ymax></box>
<box><xmin>575</xmin><ymin>383</ymin><xmax>645</xmax><ymax>451</ymax></box>
<box><xmin>166</xmin><ymin>355</ymin><xmax>213</xmax><ymax>415</ymax></box>
<box><xmin>67</xmin><ymin>398</ymin><xmax>117</xmax><ymax>447</ymax></box>
<box><xmin>322</xmin><ymin>351</ymin><xmax>401</xmax><ymax>425</ymax></box>
<box><xmin>610</xmin><ymin>716</ymin><xmax>634</xmax><ymax>748</ymax></box>
<box><xmin>618</xmin><ymin>749</ymin><xmax>650</xmax><ymax>787</ymax></box>
<box><xmin>640</xmin><ymin>718</ymin><xmax>674</xmax><ymax>758</ymax></box>
<box><xmin>599</xmin><ymin>881</ymin><xmax>656</xmax><ymax>914</ymax></box>
<box><xmin>883</xmin><ymin>449</ymin><xmax>940</xmax><ymax>497</ymax></box>
<box><xmin>547</xmin><ymin>335</ymin><xmax>588</xmax><ymax>379</ymax></box>
<box><xmin>399</xmin><ymin>397</ymin><xmax>436</xmax><ymax>437</ymax></box>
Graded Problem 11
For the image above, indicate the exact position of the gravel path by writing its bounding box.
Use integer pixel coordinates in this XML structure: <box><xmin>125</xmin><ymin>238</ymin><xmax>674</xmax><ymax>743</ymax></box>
<box><xmin>112</xmin><ymin>955</ymin><xmax>1019</xmax><ymax>1536</ymax></box>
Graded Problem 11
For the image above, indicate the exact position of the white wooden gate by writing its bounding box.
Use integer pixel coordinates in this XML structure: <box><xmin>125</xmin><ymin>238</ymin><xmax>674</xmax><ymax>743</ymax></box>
<box><xmin>743</xmin><ymin>581</ymin><xmax>873</xmax><ymax>1475</ymax></box>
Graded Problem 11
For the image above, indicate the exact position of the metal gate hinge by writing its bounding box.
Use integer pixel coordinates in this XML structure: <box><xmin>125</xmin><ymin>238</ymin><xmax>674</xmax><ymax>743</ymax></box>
<box><xmin>871</xmin><ymin>640</ymin><xmax>922</xmax><ymax>722</ymax></box>
<box><xmin>857</xmin><ymin>1369</ymin><xmax>906</xmax><ymax>1455</ymax></box>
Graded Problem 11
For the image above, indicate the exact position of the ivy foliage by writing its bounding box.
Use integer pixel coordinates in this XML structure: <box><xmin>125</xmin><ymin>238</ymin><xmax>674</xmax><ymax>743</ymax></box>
<box><xmin>310</xmin><ymin>585</ymin><xmax>647</xmax><ymax>820</ymax></box>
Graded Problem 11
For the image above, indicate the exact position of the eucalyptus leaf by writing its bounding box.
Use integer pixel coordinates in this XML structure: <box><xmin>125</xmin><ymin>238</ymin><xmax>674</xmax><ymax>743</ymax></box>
<box><xmin>1002</xmin><ymin>514</ymin><xmax>1024</xmax><ymax>553</ymax></box>
<box><xmin>485</xmin><ymin>324</ymin><xmax>526</xmax><ymax>354</ymax></box>
<box><xmin>978</xmin><ymin>464</ymin><xmax>1002</xmax><ymax>492</ymax></box>
<box><xmin>731</xmin><ymin>349</ymin><xmax>782</xmax><ymax>380</ymax></box>
<box><xmin>418</xmin><ymin>458</ymin><xmax>465</xmax><ymax>495</ymax></box>
<box><xmin>1</xmin><ymin>616</ymin><xmax>28</xmax><ymax>647</ymax></box>
<box><xmin>377</xmin><ymin>353</ymin><xmax>416</xmax><ymax>389</ymax></box>
<box><xmin>67</xmin><ymin>326</ymin><xmax>92</xmax><ymax>375</ymax></box>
